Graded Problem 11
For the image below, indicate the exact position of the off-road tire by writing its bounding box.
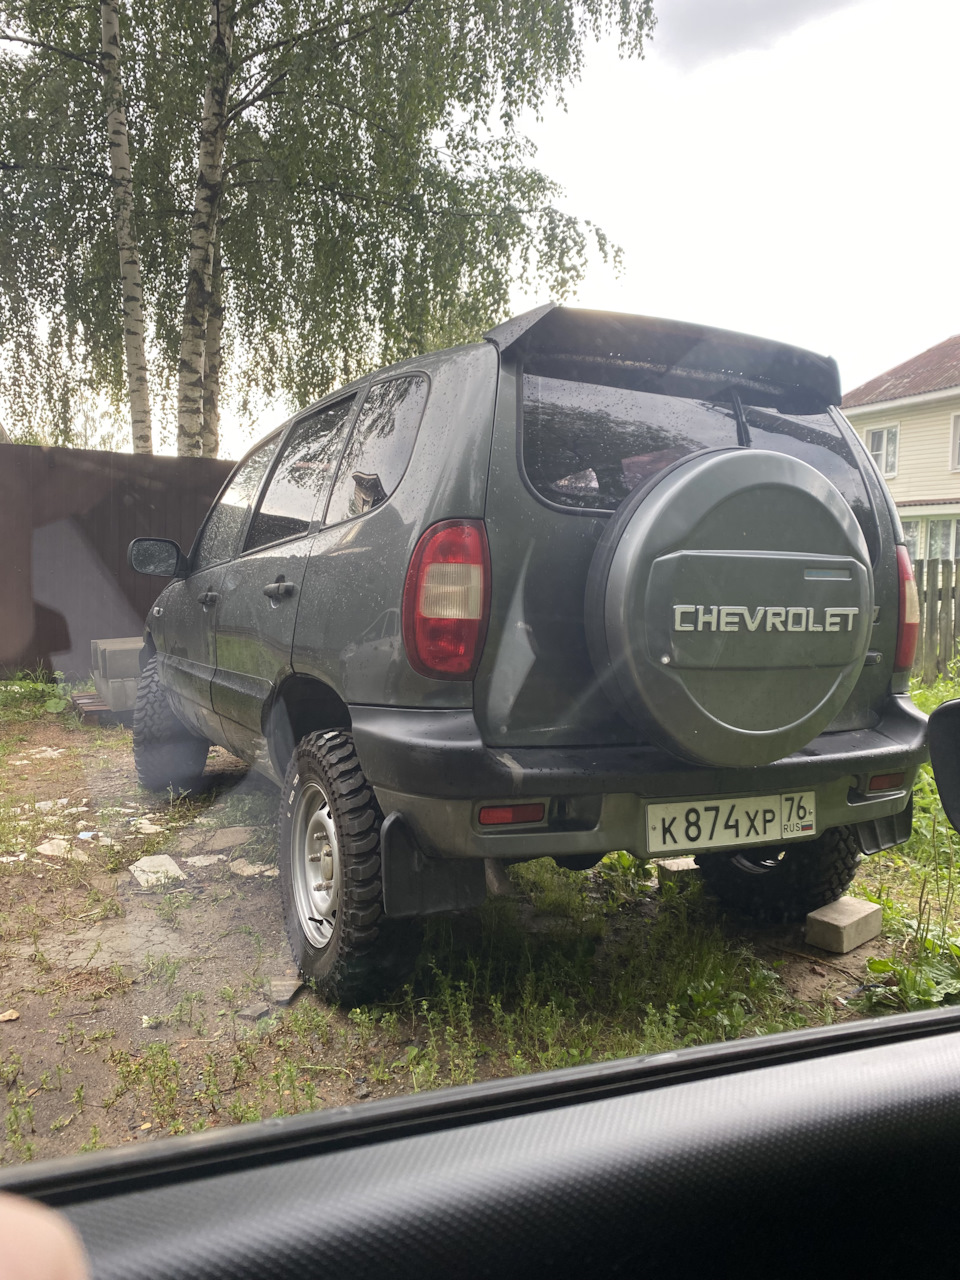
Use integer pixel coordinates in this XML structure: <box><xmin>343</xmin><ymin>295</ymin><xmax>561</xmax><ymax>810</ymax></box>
<box><xmin>132</xmin><ymin>657</ymin><xmax>210</xmax><ymax>794</ymax></box>
<box><xmin>694</xmin><ymin>826</ymin><xmax>862</xmax><ymax>922</ymax></box>
<box><xmin>278</xmin><ymin>730</ymin><xmax>419</xmax><ymax>1005</ymax></box>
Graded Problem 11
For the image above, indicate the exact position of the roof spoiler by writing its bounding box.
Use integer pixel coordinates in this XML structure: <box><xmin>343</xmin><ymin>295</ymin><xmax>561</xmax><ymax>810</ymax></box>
<box><xmin>484</xmin><ymin>305</ymin><xmax>841</xmax><ymax>411</ymax></box>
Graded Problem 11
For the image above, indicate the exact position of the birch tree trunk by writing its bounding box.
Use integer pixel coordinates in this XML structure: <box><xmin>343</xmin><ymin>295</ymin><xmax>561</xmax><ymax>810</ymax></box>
<box><xmin>100</xmin><ymin>0</ymin><xmax>152</xmax><ymax>454</ymax></box>
<box><xmin>177</xmin><ymin>0</ymin><xmax>234</xmax><ymax>457</ymax></box>
<box><xmin>201</xmin><ymin>236</ymin><xmax>222</xmax><ymax>457</ymax></box>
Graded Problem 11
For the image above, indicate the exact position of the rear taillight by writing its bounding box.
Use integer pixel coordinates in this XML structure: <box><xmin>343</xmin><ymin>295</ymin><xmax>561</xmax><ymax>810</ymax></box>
<box><xmin>895</xmin><ymin>544</ymin><xmax>920</xmax><ymax>672</ymax></box>
<box><xmin>402</xmin><ymin>520</ymin><xmax>491</xmax><ymax>678</ymax></box>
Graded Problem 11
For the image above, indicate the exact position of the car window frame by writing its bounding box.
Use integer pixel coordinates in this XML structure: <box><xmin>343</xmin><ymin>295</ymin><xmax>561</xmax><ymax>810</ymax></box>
<box><xmin>186</xmin><ymin>428</ymin><xmax>285</xmax><ymax>573</ymax></box>
<box><xmin>320</xmin><ymin>371</ymin><xmax>431</xmax><ymax>529</ymax></box>
<box><xmin>239</xmin><ymin>391</ymin><xmax>364</xmax><ymax>557</ymax></box>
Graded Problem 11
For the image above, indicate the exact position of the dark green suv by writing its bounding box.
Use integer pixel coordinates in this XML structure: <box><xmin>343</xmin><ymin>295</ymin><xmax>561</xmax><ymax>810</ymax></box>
<box><xmin>129</xmin><ymin>305</ymin><xmax>926</xmax><ymax>1000</ymax></box>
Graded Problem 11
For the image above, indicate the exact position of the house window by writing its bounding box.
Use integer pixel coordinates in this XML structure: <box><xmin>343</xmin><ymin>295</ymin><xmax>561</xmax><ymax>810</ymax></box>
<box><xmin>867</xmin><ymin>424</ymin><xmax>898</xmax><ymax>477</ymax></box>
<box><xmin>901</xmin><ymin>520</ymin><xmax>922</xmax><ymax>562</ymax></box>
<box><xmin>952</xmin><ymin>414</ymin><xmax>960</xmax><ymax>471</ymax></box>
<box><xmin>928</xmin><ymin>519</ymin><xmax>955</xmax><ymax>561</ymax></box>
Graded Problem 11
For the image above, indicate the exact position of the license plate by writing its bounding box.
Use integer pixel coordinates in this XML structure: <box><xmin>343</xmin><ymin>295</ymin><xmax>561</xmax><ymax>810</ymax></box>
<box><xmin>646</xmin><ymin>792</ymin><xmax>817</xmax><ymax>854</ymax></box>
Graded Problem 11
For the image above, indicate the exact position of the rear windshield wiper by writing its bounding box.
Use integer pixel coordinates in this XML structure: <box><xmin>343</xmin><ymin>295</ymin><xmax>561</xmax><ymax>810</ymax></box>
<box><xmin>730</xmin><ymin>391</ymin><xmax>751</xmax><ymax>447</ymax></box>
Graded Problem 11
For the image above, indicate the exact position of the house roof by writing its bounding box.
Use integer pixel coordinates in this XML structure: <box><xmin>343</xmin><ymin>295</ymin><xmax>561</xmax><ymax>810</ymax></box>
<box><xmin>843</xmin><ymin>334</ymin><xmax>960</xmax><ymax>408</ymax></box>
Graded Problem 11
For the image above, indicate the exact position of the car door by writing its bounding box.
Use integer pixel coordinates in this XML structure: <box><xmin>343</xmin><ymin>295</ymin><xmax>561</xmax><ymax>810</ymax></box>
<box><xmin>211</xmin><ymin>395</ymin><xmax>359</xmax><ymax>761</ymax></box>
<box><xmin>156</xmin><ymin>434</ymin><xmax>280</xmax><ymax>742</ymax></box>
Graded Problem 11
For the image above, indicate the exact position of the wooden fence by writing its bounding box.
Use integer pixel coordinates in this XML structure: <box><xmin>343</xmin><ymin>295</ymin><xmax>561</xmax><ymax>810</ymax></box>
<box><xmin>914</xmin><ymin>559</ymin><xmax>960</xmax><ymax>684</ymax></box>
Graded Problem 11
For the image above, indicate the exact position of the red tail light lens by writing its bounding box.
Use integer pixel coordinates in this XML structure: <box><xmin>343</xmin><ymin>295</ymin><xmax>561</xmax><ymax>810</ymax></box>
<box><xmin>895</xmin><ymin>544</ymin><xmax>919</xmax><ymax>672</ymax></box>
<box><xmin>402</xmin><ymin>520</ymin><xmax>491</xmax><ymax>678</ymax></box>
<box><xmin>478</xmin><ymin>803</ymin><xmax>545</xmax><ymax>826</ymax></box>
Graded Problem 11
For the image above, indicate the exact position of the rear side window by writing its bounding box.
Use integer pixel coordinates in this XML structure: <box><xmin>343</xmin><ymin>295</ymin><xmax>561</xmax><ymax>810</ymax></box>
<box><xmin>521</xmin><ymin>373</ymin><xmax>876</xmax><ymax>552</ymax></box>
<box><xmin>192</xmin><ymin>434</ymin><xmax>280</xmax><ymax>571</ymax></box>
<box><xmin>245</xmin><ymin>396</ymin><xmax>356</xmax><ymax>551</ymax></box>
<box><xmin>325</xmin><ymin>375</ymin><xmax>428</xmax><ymax>525</ymax></box>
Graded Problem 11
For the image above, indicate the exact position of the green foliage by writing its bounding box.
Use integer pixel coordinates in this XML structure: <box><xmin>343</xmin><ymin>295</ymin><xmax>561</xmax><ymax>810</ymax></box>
<box><xmin>0</xmin><ymin>0</ymin><xmax>656</xmax><ymax>449</ymax></box>
<box><xmin>0</xmin><ymin>673</ymin><xmax>69</xmax><ymax>723</ymax></box>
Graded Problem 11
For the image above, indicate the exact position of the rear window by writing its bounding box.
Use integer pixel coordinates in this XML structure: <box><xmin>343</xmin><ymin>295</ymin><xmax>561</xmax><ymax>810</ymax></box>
<box><xmin>521</xmin><ymin>373</ymin><xmax>876</xmax><ymax>550</ymax></box>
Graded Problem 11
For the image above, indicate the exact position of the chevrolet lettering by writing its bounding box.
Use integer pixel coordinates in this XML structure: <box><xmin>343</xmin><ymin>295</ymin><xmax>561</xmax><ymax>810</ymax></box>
<box><xmin>673</xmin><ymin>605</ymin><xmax>860</xmax><ymax>633</ymax></box>
<box><xmin>128</xmin><ymin>305</ymin><xmax>925</xmax><ymax>1000</ymax></box>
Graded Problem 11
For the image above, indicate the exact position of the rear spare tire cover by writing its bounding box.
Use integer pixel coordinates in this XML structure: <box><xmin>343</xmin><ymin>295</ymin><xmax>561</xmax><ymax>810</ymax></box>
<box><xmin>585</xmin><ymin>448</ymin><xmax>874</xmax><ymax>768</ymax></box>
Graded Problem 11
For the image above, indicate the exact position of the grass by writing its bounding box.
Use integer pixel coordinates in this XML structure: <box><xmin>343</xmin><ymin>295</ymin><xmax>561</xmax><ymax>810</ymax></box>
<box><xmin>6</xmin><ymin>669</ymin><xmax>960</xmax><ymax>1160</ymax></box>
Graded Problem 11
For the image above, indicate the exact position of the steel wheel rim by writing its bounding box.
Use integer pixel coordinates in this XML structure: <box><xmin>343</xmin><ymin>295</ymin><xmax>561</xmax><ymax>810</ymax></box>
<box><xmin>291</xmin><ymin>780</ymin><xmax>340</xmax><ymax>950</ymax></box>
<box><xmin>730</xmin><ymin>850</ymin><xmax>786</xmax><ymax>876</ymax></box>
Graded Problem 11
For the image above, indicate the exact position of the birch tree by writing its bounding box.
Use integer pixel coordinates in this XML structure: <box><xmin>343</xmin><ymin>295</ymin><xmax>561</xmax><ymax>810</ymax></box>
<box><xmin>99</xmin><ymin>0</ymin><xmax>151</xmax><ymax>452</ymax></box>
<box><xmin>0</xmin><ymin>0</ymin><xmax>656</xmax><ymax>456</ymax></box>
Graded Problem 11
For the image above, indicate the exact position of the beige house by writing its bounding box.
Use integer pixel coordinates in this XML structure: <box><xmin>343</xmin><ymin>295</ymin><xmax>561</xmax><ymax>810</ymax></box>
<box><xmin>842</xmin><ymin>334</ymin><xmax>960</xmax><ymax>563</ymax></box>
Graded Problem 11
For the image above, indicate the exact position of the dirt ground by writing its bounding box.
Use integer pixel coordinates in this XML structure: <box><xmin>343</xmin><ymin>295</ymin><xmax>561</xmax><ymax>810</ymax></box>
<box><xmin>0</xmin><ymin>712</ymin><xmax>886</xmax><ymax>1167</ymax></box>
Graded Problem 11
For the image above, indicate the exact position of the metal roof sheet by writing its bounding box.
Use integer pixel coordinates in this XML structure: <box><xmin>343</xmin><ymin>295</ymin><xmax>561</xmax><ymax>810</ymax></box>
<box><xmin>843</xmin><ymin>334</ymin><xmax>960</xmax><ymax>408</ymax></box>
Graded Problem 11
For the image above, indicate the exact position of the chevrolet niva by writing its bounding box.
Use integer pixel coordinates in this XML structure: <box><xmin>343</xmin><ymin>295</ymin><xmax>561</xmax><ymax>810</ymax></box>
<box><xmin>129</xmin><ymin>305</ymin><xmax>926</xmax><ymax>1001</ymax></box>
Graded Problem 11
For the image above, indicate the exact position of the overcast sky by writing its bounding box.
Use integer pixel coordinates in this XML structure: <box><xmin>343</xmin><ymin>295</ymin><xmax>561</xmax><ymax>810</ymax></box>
<box><xmin>512</xmin><ymin>0</ymin><xmax>960</xmax><ymax>396</ymax></box>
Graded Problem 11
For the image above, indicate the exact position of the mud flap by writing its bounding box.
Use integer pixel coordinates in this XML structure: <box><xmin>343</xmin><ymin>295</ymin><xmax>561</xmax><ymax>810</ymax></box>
<box><xmin>380</xmin><ymin>812</ymin><xmax>487</xmax><ymax>918</ymax></box>
<box><xmin>854</xmin><ymin>796</ymin><xmax>914</xmax><ymax>855</ymax></box>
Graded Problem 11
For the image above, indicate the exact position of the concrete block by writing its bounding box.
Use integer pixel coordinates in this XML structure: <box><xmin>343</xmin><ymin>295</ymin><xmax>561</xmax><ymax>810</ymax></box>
<box><xmin>92</xmin><ymin>675</ymin><xmax>139</xmax><ymax>711</ymax></box>
<box><xmin>656</xmin><ymin>857</ymin><xmax>699</xmax><ymax>886</ymax></box>
<box><xmin>90</xmin><ymin>637</ymin><xmax>143</xmax><ymax>681</ymax></box>
<box><xmin>805</xmin><ymin>896</ymin><xmax>881</xmax><ymax>954</ymax></box>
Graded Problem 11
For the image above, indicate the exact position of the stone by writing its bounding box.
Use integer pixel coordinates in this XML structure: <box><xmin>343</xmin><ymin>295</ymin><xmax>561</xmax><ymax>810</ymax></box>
<box><xmin>134</xmin><ymin>820</ymin><xmax>165</xmax><ymax>835</ymax></box>
<box><xmin>0</xmin><ymin>1010</ymin><xmax>20</xmax><ymax>1022</ymax></box>
<box><xmin>805</xmin><ymin>896</ymin><xmax>882</xmax><ymax>954</ymax></box>
<box><xmin>128</xmin><ymin>854</ymin><xmax>187</xmax><ymax>888</ymax></box>
<box><xmin>269</xmin><ymin>978</ymin><xmax>303</xmax><ymax>1005</ymax></box>
<box><xmin>228</xmin><ymin>858</ymin><xmax>270</xmax><ymax>877</ymax></box>
<box><xmin>237</xmin><ymin>1002</ymin><xmax>270</xmax><ymax>1021</ymax></box>
<box><xmin>183</xmin><ymin>854</ymin><xmax>226</xmax><ymax>867</ymax></box>
<box><xmin>35</xmin><ymin>838</ymin><xmax>71</xmax><ymax>858</ymax></box>
<box><xmin>656</xmin><ymin>857</ymin><xmax>699</xmax><ymax>885</ymax></box>
<box><xmin>173</xmin><ymin>831</ymin><xmax>205</xmax><ymax>853</ymax></box>
<box><xmin>206</xmin><ymin>826</ymin><xmax>259</xmax><ymax>853</ymax></box>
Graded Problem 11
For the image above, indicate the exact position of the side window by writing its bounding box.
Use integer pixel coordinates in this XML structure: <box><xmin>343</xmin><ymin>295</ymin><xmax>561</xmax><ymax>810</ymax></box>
<box><xmin>900</xmin><ymin>519</ymin><xmax>921</xmax><ymax>562</ymax></box>
<box><xmin>324</xmin><ymin>376</ymin><xmax>428</xmax><ymax>525</ymax></box>
<box><xmin>867</xmin><ymin>424</ymin><xmax>898</xmax><ymax>477</ymax></box>
<box><xmin>192</xmin><ymin>435</ymin><xmax>280</xmax><ymax>572</ymax></box>
<box><xmin>245</xmin><ymin>397</ymin><xmax>356</xmax><ymax>552</ymax></box>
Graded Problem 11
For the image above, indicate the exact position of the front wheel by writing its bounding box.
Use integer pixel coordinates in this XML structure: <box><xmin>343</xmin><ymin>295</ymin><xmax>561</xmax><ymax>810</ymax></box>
<box><xmin>132</xmin><ymin>657</ymin><xmax>210</xmax><ymax>794</ymax></box>
<box><xmin>278</xmin><ymin>730</ymin><xmax>419</xmax><ymax>1004</ymax></box>
<box><xmin>694</xmin><ymin>827</ymin><xmax>862</xmax><ymax>922</ymax></box>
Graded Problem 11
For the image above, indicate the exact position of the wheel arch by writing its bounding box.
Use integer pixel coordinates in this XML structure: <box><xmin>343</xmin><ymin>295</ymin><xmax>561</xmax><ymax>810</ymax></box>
<box><xmin>265</xmin><ymin>675</ymin><xmax>352</xmax><ymax>779</ymax></box>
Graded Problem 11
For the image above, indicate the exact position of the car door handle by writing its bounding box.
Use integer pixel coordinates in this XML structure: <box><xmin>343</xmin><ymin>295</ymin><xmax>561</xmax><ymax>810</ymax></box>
<box><xmin>197</xmin><ymin>591</ymin><xmax>219</xmax><ymax>606</ymax></box>
<box><xmin>263</xmin><ymin>581</ymin><xmax>297</xmax><ymax>600</ymax></box>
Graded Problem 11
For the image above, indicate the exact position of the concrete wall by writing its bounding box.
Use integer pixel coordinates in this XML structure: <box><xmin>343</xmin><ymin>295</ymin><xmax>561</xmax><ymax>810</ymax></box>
<box><xmin>0</xmin><ymin>443</ymin><xmax>232</xmax><ymax>679</ymax></box>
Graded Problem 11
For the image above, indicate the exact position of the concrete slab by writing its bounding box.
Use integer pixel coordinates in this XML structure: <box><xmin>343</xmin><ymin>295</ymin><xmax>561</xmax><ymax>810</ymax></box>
<box><xmin>128</xmin><ymin>854</ymin><xmax>187</xmax><ymax>888</ymax></box>
<box><xmin>206</xmin><ymin>826</ymin><xmax>258</xmax><ymax>853</ymax></box>
<box><xmin>806</xmin><ymin>896</ymin><xmax>882</xmax><ymax>954</ymax></box>
<box><xmin>656</xmin><ymin>857</ymin><xmax>699</xmax><ymax>885</ymax></box>
<box><xmin>270</xmin><ymin>978</ymin><xmax>304</xmax><ymax>1005</ymax></box>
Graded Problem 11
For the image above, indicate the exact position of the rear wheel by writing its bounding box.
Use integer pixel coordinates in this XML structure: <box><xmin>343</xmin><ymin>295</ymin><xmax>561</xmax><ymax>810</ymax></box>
<box><xmin>278</xmin><ymin>730</ymin><xmax>419</xmax><ymax>1004</ymax></box>
<box><xmin>132</xmin><ymin>657</ymin><xmax>209</xmax><ymax>794</ymax></box>
<box><xmin>694</xmin><ymin>827</ymin><xmax>862</xmax><ymax>922</ymax></box>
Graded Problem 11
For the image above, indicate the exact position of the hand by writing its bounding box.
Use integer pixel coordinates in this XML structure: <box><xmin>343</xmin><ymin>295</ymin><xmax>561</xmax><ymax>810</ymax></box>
<box><xmin>0</xmin><ymin>1193</ymin><xmax>89</xmax><ymax>1280</ymax></box>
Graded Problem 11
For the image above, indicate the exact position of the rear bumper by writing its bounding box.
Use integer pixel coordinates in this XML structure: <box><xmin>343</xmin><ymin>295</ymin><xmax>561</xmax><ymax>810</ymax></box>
<box><xmin>350</xmin><ymin>696</ymin><xmax>927</xmax><ymax>861</ymax></box>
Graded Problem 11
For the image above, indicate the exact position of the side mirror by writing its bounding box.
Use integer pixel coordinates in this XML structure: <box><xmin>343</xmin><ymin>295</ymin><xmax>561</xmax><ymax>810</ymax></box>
<box><xmin>928</xmin><ymin>699</ymin><xmax>960</xmax><ymax>834</ymax></box>
<box><xmin>128</xmin><ymin>538</ymin><xmax>188</xmax><ymax>578</ymax></box>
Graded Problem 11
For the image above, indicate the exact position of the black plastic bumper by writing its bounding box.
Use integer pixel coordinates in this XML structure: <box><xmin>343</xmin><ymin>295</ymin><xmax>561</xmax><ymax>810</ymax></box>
<box><xmin>349</xmin><ymin>696</ymin><xmax>928</xmax><ymax>803</ymax></box>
